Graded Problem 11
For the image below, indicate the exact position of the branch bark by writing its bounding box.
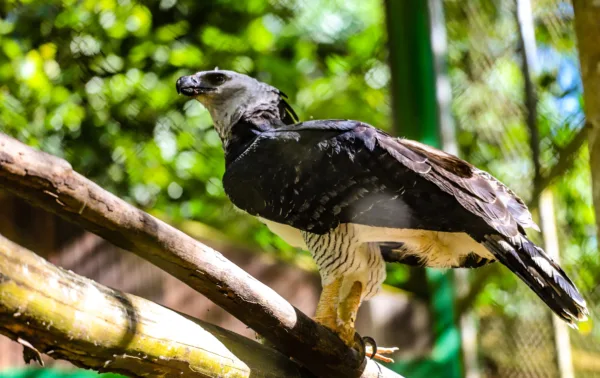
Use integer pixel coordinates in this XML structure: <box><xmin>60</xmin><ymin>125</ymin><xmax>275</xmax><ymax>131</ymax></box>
<box><xmin>0</xmin><ymin>132</ymin><xmax>403</xmax><ymax>378</ymax></box>
<box><xmin>573</xmin><ymin>0</ymin><xmax>600</xmax><ymax>249</ymax></box>
<box><xmin>0</xmin><ymin>233</ymin><xmax>314</xmax><ymax>378</ymax></box>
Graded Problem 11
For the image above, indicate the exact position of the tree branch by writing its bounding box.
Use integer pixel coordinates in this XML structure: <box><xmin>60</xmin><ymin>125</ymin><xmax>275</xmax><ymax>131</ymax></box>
<box><xmin>0</xmin><ymin>132</ymin><xmax>403</xmax><ymax>378</ymax></box>
<box><xmin>516</xmin><ymin>0</ymin><xmax>541</xmax><ymax>183</ymax></box>
<box><xmin>454</xmin><ymin>265</ymin><xmax>501</xmax><ymax>318</ymax></box>
<box><xmin>0</xmin><ymin>233</ymin><xmax>314</xmax><ymax>377</ymax></box>
<box><xmin>529</xmin><ymin>122</ymin><xmax>590</xmax><ymax>208</ymax></box>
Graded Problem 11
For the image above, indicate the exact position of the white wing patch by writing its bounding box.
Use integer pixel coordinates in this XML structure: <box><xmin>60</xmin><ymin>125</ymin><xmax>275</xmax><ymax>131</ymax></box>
<box><xmin>352</xmin><ymin>225</ymin><xmax>495</xmax><ymax>267</ymax></box>
<box><xmin>260</xmin><ymin>218</ymin><xmax>307</xmax><ymax>249</ymax></box>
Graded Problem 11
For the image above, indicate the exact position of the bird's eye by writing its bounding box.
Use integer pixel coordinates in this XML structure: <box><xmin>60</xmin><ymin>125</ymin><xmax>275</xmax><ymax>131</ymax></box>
<box><xmin>208</xmin><ymin>73</ymin><xmax>227</xmax><ymax>85</ymax></box>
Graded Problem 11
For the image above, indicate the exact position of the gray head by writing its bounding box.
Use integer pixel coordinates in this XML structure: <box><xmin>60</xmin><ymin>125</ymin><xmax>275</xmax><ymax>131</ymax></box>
<box><xmin>176</xmin><ymin>69</ymin><xmax>297</xmax><ymax>139</ymax></box>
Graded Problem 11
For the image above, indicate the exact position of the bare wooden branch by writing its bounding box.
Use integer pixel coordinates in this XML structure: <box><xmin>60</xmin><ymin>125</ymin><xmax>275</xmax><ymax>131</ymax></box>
<box><xmin>455</xmin><ymin>265</ymin><xmax>501</xmax><ymax>317</ymax></box>
<box><xmin>573</xmin><ymin>0</ymin><xmax>600</xmax><ymax>247</ymax></box>
<box><xmin>516</xmin><ymin>0</ymin><xmax>541</xmax><ymax>182</ymax></box>
<box><xmin>529</xmin><ymin>123</ymin><xmax>590</xmax><ymax>207</ymax></box>
<box><xmin>0</xmin><ymin>133</ymin><xmax>403</xmax><ymax>378</ymax></box>
<box><xmin>0</xmin><ymin>233</ymin><xmax>314</xmax><ymax>378</ymax></box>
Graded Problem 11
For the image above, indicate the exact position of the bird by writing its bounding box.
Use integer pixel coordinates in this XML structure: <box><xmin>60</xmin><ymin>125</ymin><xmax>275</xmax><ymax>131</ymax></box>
<box><xmin>176</xmin><ymin>69</ymin><xmax>588</xmax><ymax>362</ymax></box>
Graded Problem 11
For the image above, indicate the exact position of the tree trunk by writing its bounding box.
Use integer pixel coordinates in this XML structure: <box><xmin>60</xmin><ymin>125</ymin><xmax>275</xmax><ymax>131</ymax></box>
<box><xmin>573</xmin><ymin>0</ymin><xmax>600</xmax><ymax>246</ymax></box>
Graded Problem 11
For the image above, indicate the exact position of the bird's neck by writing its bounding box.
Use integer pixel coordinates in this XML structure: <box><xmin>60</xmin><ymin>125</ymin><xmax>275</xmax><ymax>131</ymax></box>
<box><xmin>210</xmin><ymin>88</ymin><xmax>282</xmax><ymax>140</ymax></box>
<box><xmin>222</xmin><ymin>116</ymin><xmax>280</xmax><ymax>167</ymax></box>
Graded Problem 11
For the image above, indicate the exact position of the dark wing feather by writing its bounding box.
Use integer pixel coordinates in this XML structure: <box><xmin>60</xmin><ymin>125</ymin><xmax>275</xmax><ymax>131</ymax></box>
<box><xmin>223</xmin><ymin>120</ymin><xmax>537</xmax><ymax>238</ymax></box>
<box><xmin>482</xmin><ymin>234</ymin><xmax>587</xmax><ymax>324</ymax></box>
<box><xmin>376</xmin><ymin>135</ymin><xmax>536</xmax><ymax>237</ymax></box>
<box><xmin>277</xmin><ymin>91</ymin><xmax>299</xmax><ymax>125</ymax></box>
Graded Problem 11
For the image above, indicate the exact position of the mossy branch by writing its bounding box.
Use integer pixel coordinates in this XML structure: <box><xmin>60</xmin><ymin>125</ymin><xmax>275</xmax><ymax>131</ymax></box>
<box><xmin>0</xmin><ymin>233</ymin><xmax>316</xmax><ymax>377</ymax></box>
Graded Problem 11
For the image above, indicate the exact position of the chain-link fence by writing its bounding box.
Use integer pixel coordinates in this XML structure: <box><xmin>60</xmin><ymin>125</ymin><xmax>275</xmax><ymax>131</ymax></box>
<box><xmin>445</xmin><ymin>0</ymin><xmax>598</xmax><ymax>376</ymax></box>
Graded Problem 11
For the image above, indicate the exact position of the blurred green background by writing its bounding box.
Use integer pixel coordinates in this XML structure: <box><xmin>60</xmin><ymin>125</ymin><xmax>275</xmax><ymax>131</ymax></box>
<box><xmin>0</xmin><ymin>0</ymin><xmax>597</xmax><ymax>377</ymax></box>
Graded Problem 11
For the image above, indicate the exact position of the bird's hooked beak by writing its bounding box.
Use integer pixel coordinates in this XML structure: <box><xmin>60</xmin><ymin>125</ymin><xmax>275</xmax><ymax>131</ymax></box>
<box><xmin>176</xmin><ymin>73</ymin><xmax>218</xmax><ymax>97</ymax></box>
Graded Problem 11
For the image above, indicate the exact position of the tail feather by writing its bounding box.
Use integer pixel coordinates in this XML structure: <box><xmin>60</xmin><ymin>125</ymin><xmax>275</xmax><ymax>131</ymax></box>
<box><xmin>482</xmin><ymin>234</ymin><xmax>588</xmax><ymax>325</ymax></box>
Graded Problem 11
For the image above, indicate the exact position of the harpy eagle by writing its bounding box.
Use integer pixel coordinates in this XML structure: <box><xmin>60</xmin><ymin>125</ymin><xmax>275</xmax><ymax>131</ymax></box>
<box><xmin>176</xmin><ymin>69</ymin><xmax>588</xmax><ymax>361</ymax></box>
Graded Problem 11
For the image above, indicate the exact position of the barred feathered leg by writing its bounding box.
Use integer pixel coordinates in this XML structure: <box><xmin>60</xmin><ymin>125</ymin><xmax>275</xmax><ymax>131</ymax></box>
<box><xmin>482</xmin><ymin>234</ymin><xmax>589</xmax><ymax>325</ymax></box>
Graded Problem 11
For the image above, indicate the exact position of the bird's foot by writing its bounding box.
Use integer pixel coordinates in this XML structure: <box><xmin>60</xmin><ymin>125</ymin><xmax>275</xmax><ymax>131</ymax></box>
<box><xmin>365</xmin><ymin>345</ymin><xmax>399</xmax><ymax>363</ymax></box>
<box><xmin>361</xmin><ymin>335</ymin><xmax>399</xmax><ymax>363</ymax></box>
<box><xmin>314</xmin><ymin>314</ymin><xmax>338</xmax><ymax>332</ymax></box>
<box><xmin>315</xmin><ymin>322</ymin><xmax>399</xmax><ymax>364</ymax></box>
<box><xmin>337</xmin><ymin>319</ymin><xmax>358</xmax><ymax>347</ymax></box>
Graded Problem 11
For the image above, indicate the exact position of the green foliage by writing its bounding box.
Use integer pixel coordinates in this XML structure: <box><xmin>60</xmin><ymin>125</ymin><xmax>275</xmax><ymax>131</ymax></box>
<box><xmin>0</xmin><ymin>0</ymin><xmax>389</xmax><ymax>258</ymax></box>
